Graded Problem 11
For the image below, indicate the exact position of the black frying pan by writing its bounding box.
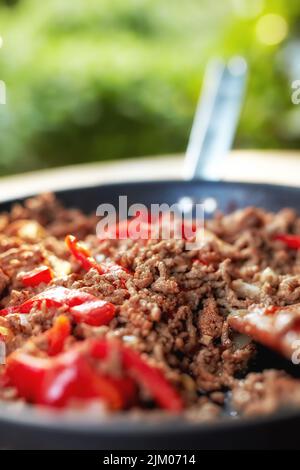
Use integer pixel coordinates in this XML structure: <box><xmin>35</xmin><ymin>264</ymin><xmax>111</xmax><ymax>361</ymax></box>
<box><xmin>1</xmin><ymin>179</ymin><xmax>300</xmax><ymax>450</ymax></box>
<box><xmin>0</xmin><ymin>61</ymin><xmax>299</xmax><ymax>449</ymax></box>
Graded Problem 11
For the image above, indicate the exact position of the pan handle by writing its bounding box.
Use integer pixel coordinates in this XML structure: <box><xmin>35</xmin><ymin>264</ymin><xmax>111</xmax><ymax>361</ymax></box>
<box><xmin>184</xmin><ymin>57</ymin><xmax>247</xmax><ymax>181</ymax></box>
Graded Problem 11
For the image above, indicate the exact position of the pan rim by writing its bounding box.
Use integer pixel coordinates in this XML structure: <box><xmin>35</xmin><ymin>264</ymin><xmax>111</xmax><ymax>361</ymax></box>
<box><xmin>2</xmin><ymin>177</ymin><xmax>300</xmax><ymax>205</ymax></box>
<box><xmin>0</xmin><ymin>397</ymin><xmax>299</xmax><ymax>436</ymax></box>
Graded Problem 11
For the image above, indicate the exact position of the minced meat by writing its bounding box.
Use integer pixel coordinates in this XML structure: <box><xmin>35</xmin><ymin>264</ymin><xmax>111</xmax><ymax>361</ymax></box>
<box><xmin>0</xmin><ymin>193</ymin><xmax>300</xmax><ymax>420</ymax></box>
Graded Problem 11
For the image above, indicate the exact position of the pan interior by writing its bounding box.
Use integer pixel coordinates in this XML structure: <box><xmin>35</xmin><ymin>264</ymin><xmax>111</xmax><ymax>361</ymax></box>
<box><xmin>1</xmin><ymin>179</ymin><xmax>300</xmax><ymax>434</ymax></box>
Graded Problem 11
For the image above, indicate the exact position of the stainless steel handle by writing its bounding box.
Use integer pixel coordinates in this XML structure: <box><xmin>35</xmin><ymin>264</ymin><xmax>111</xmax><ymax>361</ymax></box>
<box><xmin>184</xmin><ymin>57</ymin><xmax>247</xmax><ymax>181</ymax></box>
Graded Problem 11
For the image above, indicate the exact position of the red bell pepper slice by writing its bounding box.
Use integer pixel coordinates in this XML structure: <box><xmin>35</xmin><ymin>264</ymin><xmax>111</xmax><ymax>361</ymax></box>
<box><xmin>0</xmin><ymin>286</ymin><xmax>116</xmax><ymax>327</ymax></box>
<box><xmin>5</xmin><ymin>352</ymin><xmax>51</xmax><ymax>402</ymax></box>
<box><xmin>38</xmin><ymin>355</ymin><xmax>125</xmax><ymax>409</ymax></box>
<box><xmin>122</xmin><ymin>347</ymin><xmax>183</xmax><ymax>412</ymax></box>
<box><xmin>36</xmin><ymin>354</ymin><xmax>84</xmax><ymax>407</ymax></box>
<box><xmin>5</xmin><ymin>344</ymin><xmax>135</xmax><ymax>409</ymax></box>
<box><xmin>99</xmin><ymin>210</ymin><xmax>198</xmax><ymax>243</ymax></box>
<box><xmin>65</xmin><ymin>234</ymin><xmax>129</xmax><ymax>287</ymax></box>
<box><xmin>274</xmin><ymin>234</ymin><xmax>300</xmax><ymax>249</ymax></box>
<box><xmin>46</xmin><ymin>315</ymin><xmax>71</xmax><ymax>356</ymax></box>
<box><xmin>0</xmin><ymin>372</ymin><xmax>10</xmax><ymax>388</ymax></box>
<box><xmin>65</xmin><ymin>235</ymin><xmax>103</xmax><ymax>274</ymax></box>
<box><xmin>21</xmin><ymin>266</ymin><xmax>53</xmax><ymax>287</ymax></box>
<box><xmin>70</xmin><ymin>300</ymin><xmax>115</xmax><ymax>327</ymax></box>
<box><xmin>90</xmin><ymin>340</ymin><xmax>183</xmax><ymax>412</ymax></box>
<box><xmin>101</xmin><ymin>211</ymin><xmax>154</xmax><ymax>240</ymax></box>
<box><xmin>5</xmin><ymin>338</ymin><xmax>182</xmax><ymax>411</ymax></box>
<box><xmin>0</xmin><ymin>287</ymin><xmax>92</xmax><ymax>316</ymax></box>
<box><xmin>228</xmin><ymin>303</ymin><xmax>300</xmax><ymax>360</ymax></box>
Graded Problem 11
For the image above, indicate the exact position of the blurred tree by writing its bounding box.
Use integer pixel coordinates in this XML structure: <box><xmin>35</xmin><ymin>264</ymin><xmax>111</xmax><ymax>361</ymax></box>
<box><xmin>0</xmin><ymin>0</ymin><xmax>299</xmax><ymax>175</ymax></box>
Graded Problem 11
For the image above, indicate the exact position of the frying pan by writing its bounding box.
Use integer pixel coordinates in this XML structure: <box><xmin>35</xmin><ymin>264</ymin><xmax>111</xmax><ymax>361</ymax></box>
<box><xmin>1</xmin><ymin>61</ymin><xmax>300</xmax><ymax>450</ymax></box>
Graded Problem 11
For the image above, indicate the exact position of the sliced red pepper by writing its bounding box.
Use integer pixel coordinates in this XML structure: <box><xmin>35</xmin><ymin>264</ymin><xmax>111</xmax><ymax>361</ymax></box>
<box><xmin>6</xmin><ymin>344</ymin><xmax>135</xmax><ymax>410</ymax></box>
<box><xmin>101</xmin><ymin>211</ymin><xmax>154</xmax><ymax>240</ymax></box>
<box><xmin>122</xmin><ymin>347</ymin><xmax>183</xmax><ymax>412</ymax></box>
<box><xmin>37</xmin><ymin>355</ymin><xmax>83</xmax><ymax>407</ymax></box>
<box><xmin>72</xmin><ymin>357</ymin><xmax>136</xmax><ymax>409</ymax></box>
<box><xmin>38</xmin><ymin>355</ymin><xmax>125</xmax><ymax>410</ymax></box>
<box><xmin>99</xmin><ymin>211</ymin><xmax>198</xmax><ymax>243</ymax></box>
<box><xmin>90</xmin><ymin>340</ymin><xmax>183</xmax><ymax>412</ymax></box>
<box><xmin>228</xmin><ymin>303</ymin><xmax>300</xmax><ymax>360</ymax></box>
<box><xmin>274</xmin><ymin>234</ymin><xmax>300</xmax><ymax>249</ymax></box>
<box><xmin>46</xmin><ymin>315</ymin><xmax>71</xmax><ymax>356</ymax></box>
<box><xmin>0</xmin><ymin>286</ymin><xmax>92</xmax><ymax>316</ymax></box>
<box><xmin>0</xmin><ymin>286</ymin><xmax>116</xmax><ymax>327</ymax></box>
<box><xmin>6</xmin><ymin>347</ymin><xmax>88</xmax><ymax>405</ymax></box>
<box><xmin>5</xmin><ymin>338</ymin><xmax>182</xmax><ymax>411</ymax></box>
<box><xmin>73</xmin><ymin>359</ymin><xmax>124</xmax><ymax>409</ymax></box>
<box><xmin>65</xmin><ymin>234</ymin><xmax>129</xmax><ymax>287</ymax></box>
<box><xmin>65</xmin><ymin>235</ymin><xmax>103</xmax><ymax>274</ymax></box>
<box><xmin>6</xmin><ymin>353</ymin><xmax>51</xmax><ymax>402</ymax></box>
<box><xmin>21</xmin><ymin>266</ymin><xmax>53</xmax><ymax>287</ymax></box>
<box><xmin>0</xmin><ymin>372</ymin><xmax>10</xmax><ymax>388</ymax></box>
<box><xmin>70</xmin><ymin>300</ymin><xmax>115</xmax><ymax>327</ymax></box>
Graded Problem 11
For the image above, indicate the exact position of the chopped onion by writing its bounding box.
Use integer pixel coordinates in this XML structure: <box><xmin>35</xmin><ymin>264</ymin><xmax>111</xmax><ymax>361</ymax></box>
<box><xmin>203</xmin><ymin>230</ymin><xmax>235</xmax><ymax>255</ymax></box>
<box><xmin>260</xmin><ymin>267</ymin><xmax>278</xmax><ymax>284</ymax></box>
<box><xmin>232</xmin><ymin>280</ymin><xmax>260</xmax><ymax>299</ymax></box>
<box><xmin>18</xmin><ymin>314</ymin><xmax>30</xmax><ymax>327</ymax></box>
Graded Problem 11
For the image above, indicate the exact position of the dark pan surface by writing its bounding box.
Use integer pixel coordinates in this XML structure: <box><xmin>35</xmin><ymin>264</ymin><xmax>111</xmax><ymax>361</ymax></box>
<box><xmin>1</xmin><ymin>179</ymin><xmax>300</xmax><ymax>449</ymax></box>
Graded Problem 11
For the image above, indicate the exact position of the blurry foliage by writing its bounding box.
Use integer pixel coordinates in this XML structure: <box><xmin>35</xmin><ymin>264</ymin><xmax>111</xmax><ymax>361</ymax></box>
<box><xmin>0</xmin><ymin>0</ymin><xmax>299</xmax><ymax>175</ymax></box>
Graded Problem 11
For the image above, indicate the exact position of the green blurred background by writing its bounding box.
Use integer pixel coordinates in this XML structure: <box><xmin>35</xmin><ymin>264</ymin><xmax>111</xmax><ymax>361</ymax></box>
<box><xmin>0</xmin><ymin>0</ymin><xmax>299</xmax><ymax>176</ymax></box>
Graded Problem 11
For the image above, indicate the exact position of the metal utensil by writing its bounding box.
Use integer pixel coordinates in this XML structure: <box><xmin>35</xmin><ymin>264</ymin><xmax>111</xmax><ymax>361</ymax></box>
<box><xmin>184</xmin><ymin>56</ymin><xmax>247</xmax><ymax>181</ymax></box>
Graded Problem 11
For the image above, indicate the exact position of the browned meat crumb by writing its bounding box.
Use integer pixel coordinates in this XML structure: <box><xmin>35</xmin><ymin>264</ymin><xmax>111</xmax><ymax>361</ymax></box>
<box><xmin>199</xmin><ymin>297</ymin><xmax>223</xmax><ymax>342</ymax></box>
<box><xmin>0</xmin><ymin>268</ymin><xmax>9</xmax><ymax>297</ymax></box>
<box><xmin>232</xmin><ymin>370</ymin><xmax>300</xmax><ymax>416</ymax></box>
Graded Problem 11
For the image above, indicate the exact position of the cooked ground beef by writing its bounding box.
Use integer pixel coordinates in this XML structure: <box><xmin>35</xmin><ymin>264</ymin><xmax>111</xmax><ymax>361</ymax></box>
<box><xmin>0</xmin><ymin>193</ymin><xmax>300</xmax><ymax>420</ymax></box>
<box><xmin>232</xmin><ymin>370</ymin><xmax>300</xmax><ymax>416</ymax></box>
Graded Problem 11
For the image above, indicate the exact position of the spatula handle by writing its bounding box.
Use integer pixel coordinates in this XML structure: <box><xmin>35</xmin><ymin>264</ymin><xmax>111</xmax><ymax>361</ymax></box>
<box><xmin>184</xmin><ymin>57</ymin><xmax>247</xmax><ymax>181</ymax></box>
